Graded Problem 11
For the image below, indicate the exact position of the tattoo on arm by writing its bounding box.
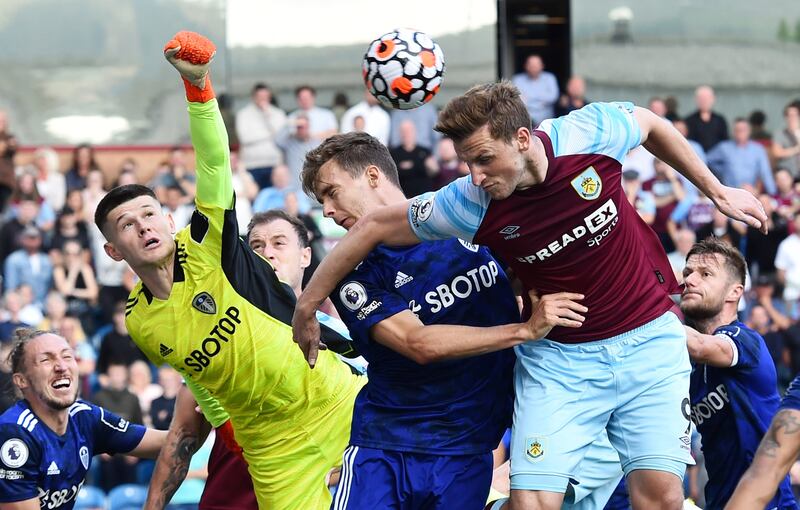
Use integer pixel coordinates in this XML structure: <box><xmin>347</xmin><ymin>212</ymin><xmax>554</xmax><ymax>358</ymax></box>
<box><xmin>759</xmin><ymin>410</ymin><xmax>800</xmax><ymax>458</ymax></box>
<box><xmin>154</xmin><ymin>433</ymin><xmax>198</xmax><ymax>507</ymax></box>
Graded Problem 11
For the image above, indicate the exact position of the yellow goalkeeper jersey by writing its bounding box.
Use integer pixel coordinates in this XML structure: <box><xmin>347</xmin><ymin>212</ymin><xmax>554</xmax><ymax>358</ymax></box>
<box><xmin>125</xmin><ymin>100</ymin><xmax>363</xmax><ymax>509</ymax></box>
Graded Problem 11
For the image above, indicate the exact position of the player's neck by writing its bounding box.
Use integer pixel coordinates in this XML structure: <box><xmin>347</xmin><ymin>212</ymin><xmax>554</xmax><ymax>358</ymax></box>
<box><xmin>27</xmin><ymin>398</ymin><xmax>69</xmax><ymax>436</ymax></box>
<box><xmin>136</xmin><ymin>252</ymin><xmax>176</xmax><ymax>300</ymax></box>
<box><xmin>519</xmin><ymin>136</ymin><xmax>549</xmax><ymax>189</ymax></box>
<box><xmin>692</xmin><ymin>309</ymin><xmax>738</xmax><ymax>335</ymax></box>
<box><xmin>376</xmin><ymin>186</ymin><xmax>407</xmax><ymax>207</ymax></box>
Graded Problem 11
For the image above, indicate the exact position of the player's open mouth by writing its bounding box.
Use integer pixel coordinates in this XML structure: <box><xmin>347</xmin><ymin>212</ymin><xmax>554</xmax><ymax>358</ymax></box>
<box><xmin>144</xmin><ymin>238</ymin><xmax>160</xmax><ymax>249</ymax></box>
<box><xmin>51</xmin><ymin>378</ymin><xmax>71</xmax><ymax>389</ymax></box>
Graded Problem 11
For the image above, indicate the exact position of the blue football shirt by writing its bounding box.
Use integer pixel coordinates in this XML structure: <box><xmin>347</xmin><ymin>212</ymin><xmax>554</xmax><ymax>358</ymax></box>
<box><xmin>0</xmin><ymin>399</ymin><xmax>145</xmax><ymax>509</ymax></box>
<box><xmin>689</xmin><ymin>321</ymin><xmax>797</xmax><ymax>509</ymax></box>
<box><xmin>332</xmin><ymin>237</ymin><xmax>518</xmax><ymax>455</ymax></box>
<box><xmin>781</xmin><ymin>374</ymin><xmax>800</xmax><ymax>412</ymax></box>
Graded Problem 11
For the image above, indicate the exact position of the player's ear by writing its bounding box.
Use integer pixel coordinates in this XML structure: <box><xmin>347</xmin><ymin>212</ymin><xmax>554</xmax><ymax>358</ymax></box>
<box><xmin>104</xmin><ymin>242</ymin><xmax>125</xmax><ymax>262</ymax></box>
<box><xmin>167</xmin><ymin>213</ymin><xmax>176</xmax><ymax>235</ymax></box>
<box><xmin>515</xmin><ymin>127</ymin><xmax>531</xmax><ymax>152</ymax></box>
<box><xmin>727</xmin><ymin>283</ymin><xmax>744</xmax><ymax>303</ymax></box>
<box><xmin>364</xmin><ymin>165</ymin><xmax>381</xmax><ymax>188</ymax></box>
<box><xmin>12</xmin><ymin>373</ymin><xmax>28</xmax><ymax>390</ymax></box>
<box><xmin>300</xmin><ymin>246</ymin><xmax>312</xmax><ymax>269</ymax></box>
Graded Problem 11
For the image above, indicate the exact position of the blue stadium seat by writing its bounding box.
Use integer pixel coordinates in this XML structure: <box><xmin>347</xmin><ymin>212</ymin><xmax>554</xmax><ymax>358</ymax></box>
<box><xmin>73</xmin><ymin>485</ymin><xmax>106</xmax><ymax>510</ymax></box>
<box><xmin>107</xmin><ymin>483</ymin><xmax>148</xmax><ymax>510</ymax></box>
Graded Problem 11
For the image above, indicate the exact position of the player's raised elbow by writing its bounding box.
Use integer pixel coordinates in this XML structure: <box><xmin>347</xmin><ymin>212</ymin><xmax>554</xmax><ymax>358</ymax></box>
<box><xmin>687</xmin><ymin>337</ymin><xmax>733</xmax><ymax>367</ymax></box>
<box><xmin>686</xmin><ymin>336</ymin><xmax>705</xmax><ymax>362</ymax></box>
<box><xmin>686</xmin><ymin>339</ymin><xmax>715</xmax><ymax>365</ymax></box>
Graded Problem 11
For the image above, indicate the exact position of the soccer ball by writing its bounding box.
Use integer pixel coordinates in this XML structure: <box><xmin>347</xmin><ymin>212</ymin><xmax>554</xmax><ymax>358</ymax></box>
<box><xmin>363</xmin><ymin>29</ymin><xmax>445</xmax><ymax>110</ymax></box>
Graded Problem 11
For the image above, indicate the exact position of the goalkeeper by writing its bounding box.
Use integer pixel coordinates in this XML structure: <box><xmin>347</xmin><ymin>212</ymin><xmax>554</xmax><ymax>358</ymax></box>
<box><xmin>93</xmin><ymin>31</ymin><xmax>365</xmax><ymax>510</ymax></box>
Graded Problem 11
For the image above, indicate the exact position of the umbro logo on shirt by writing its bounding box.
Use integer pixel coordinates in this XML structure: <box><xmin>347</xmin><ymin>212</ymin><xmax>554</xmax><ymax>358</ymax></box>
<box><xmin>159</xmin><ymin>344</ymin><xmax>174</xmax><ymax>357</ymax></box>
<box><xmin>394</xmin><ymin>271</ymin><xmax>414</xmax><ymax>288</ymax></box>
<box><xmin>499</xmin><ymin>225</ymin><xmax>520</xmax><ymax>240</ymax></box>
<box><xmin>47</xmin><ymin>461</ymin><xmax>60</xmax><ymax>475</ymax></box>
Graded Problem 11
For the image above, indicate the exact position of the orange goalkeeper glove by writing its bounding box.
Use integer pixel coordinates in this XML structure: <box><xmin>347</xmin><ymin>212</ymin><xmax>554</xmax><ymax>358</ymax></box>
<box><xmin>217</xmin><ymin>419</ymin><xmax>245</xmax><ymax>461</ymax></box>
<box><xmin>163</xmin><ymin>31</ymin><xmax>216</xmax><ymax>103</ymax></box>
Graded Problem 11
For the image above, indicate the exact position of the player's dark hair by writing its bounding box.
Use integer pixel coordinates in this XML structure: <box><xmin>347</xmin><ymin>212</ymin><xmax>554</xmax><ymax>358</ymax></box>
<box><xmin>301</xmin><ymin>132</ymin><xmax>400</xmax><ymax>200</ymax></box>
<box><xmin>7</xmin><ymin>328</ymin><xmax>52</xmax><ymax>374</ymax></box>
<box><xmin>436</xmin><ymin>80</ymin><xmax>532</xmax><ymax>143</ymax></box>
<box><xmin>686</xmin><ymin>237</ymin><xmax>747</xmax><ymax>286</ymax></box>
<box><xmin>247</xmin><ymin>210</ymin><xmax>310</xmax><ymax>249</ymax></box>
<box><xmin>94</xmin><ymin>184</ymin><xmax>158</xmax><ymax>236</ymax></box>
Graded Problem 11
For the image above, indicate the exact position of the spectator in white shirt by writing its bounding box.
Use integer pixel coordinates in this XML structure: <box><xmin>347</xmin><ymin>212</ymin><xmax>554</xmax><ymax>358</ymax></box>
<box><xmin>236</xmin><ymin>83</ymin><xmax>287</xmax><ymax>190</ymax></box>
<box><xmin>775</xmin><ymin>213</ymin><xmax>800</xmax><ymax>318</ymax></box>
<box><xmin>288</xmin><ymin>85</ymin><xmax>338</xmax><ymax>143</ymax></box>
<box><xmin>340</xmin><ymin>90</ymin><xmax>390</xmax><ymax>145</ymax></box>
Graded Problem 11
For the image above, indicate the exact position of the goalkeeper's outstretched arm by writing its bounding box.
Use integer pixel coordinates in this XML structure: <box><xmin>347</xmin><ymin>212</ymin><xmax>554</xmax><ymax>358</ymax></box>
<box><xmin>164</xmin><ymin>31</ymin><xmax>232</xmax><ymax>210</ymax></box>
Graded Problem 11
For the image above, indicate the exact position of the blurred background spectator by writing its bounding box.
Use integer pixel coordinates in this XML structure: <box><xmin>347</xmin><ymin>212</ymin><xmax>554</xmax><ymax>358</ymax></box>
<box><xmin>686</xmin><ymin>85</ymin><xmax>729</xmax><ymax>152</ymax></box>
<box><xmin>340</xmin><ymin>90</ymin><xmax>391</xmax><ymax>145</ymax></box>
<box><xmin>512</xmin><ymin>54</ymin><xmax>559</xmax><ymax>125</ymax></box>
<box><xmin>390</xmin><ymin>120</ymin><xmax>438</xmax><ymax>197</ymax></box>
<box><xmin>236</xmin><ymin>82</ymin><xmax>287</xmax><ymax>190</ymax></box>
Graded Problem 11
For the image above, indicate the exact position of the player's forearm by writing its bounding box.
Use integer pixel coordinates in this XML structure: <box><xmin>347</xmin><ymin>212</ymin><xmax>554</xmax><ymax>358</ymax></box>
<box><xmin>685</xmin><ymin>326</ymin><xmax>733</xmax><ymax>367</ymax></box>
<box><xmin>144</xmin><ymin>425</ymin><xmax>200</xmax><ymax>510</ymax></box>
<box><xmin>188</xmin><ymin>100</ymin><xmax>233</xmax><ymax>209</ymax></box>
<box><xmin>726</xmin><ymin>470</ymin><xmax>784</xmax><ymax>509</ymax></box>
<box><xmin>406</xmin><ymin>323</ymin><xmax>528</xmax><ymax>364</ymax></box>
<box><xmin>684</xmin><ymin>326</ymin><xmax>704</xmax><ymax>360</ymax></box>
<box><xmin>727</xmin><ymin>408</ymin><xmax>800</xmax><ymax>510</ymax></box>
<box><xmin>641</xmin><ymin>112</ymin><xmax>725</xmax><ymax>202</ymax></box>
<box><xmin>298</xmin><ymin>202</ymin><xmax>418</xmax><ymax>314</ymax></box>
<box><xmin>0</xmin><ymin>498</ymin><xmax>40</xmax><ymax>510</ymax></box>
<box><xmin>130</xmin><ymin>428</ymin><xmax>168</xmax><ymax>458</ymax></box>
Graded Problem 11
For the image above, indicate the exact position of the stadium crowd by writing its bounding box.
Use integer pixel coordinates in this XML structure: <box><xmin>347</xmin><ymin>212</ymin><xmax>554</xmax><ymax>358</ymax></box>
<box><xmin>0</xmin><ymin>51</ymin><xmax>799</xmax><ymax>509</ymax></box>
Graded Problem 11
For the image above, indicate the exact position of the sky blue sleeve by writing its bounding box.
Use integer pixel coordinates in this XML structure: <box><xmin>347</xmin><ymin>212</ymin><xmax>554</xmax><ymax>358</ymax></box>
<box><xmin>316</xmin><ymin>311</ymin><xmax>368</xmax><ymax>374</ymax></box>
<box><xmin>316</xmin><ymin>311</ymin><xmax>352</xmax><ymax>340</ymax></box>
<box><xmin>537</xmin><ymin>102</ymin><xmax>642</xmax><ymax>162</ymax></box>
<box><xmin>408</xmin><ymin>175</ymin><xmax>490</xmax><ymax>243</ymax></box>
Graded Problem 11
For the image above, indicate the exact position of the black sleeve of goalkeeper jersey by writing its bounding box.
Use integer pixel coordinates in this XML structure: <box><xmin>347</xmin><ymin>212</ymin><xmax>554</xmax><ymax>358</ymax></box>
<box><xmin>218</xmin><ymin>208</ymin><xmax>360</xmax><ymax>359</ymax></box>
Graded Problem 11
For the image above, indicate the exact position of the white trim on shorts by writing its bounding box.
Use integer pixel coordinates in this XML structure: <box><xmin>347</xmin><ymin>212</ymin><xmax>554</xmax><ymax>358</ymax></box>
<box><xmin>332</xmin><ymin>445</ymin><xmax>359</xmax><ymax>510</ymax></box>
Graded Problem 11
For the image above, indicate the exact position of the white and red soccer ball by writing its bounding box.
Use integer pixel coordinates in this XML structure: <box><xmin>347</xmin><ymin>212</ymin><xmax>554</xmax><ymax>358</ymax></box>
<box><xmin>363</xmin><ymin>29</ymin><xmax>445</xmax><ymax>110</ymax></box>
